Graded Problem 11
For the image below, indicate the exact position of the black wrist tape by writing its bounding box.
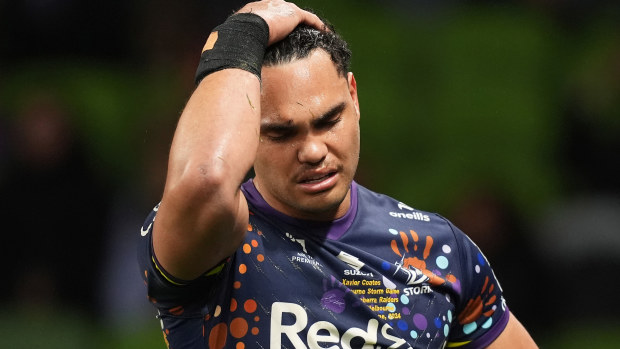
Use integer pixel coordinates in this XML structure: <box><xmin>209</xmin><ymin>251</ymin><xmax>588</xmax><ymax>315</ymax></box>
<box><xmin>194</xmin><ymin>13</ymin><xmax>269</xmax><ymax>85</ymax></box>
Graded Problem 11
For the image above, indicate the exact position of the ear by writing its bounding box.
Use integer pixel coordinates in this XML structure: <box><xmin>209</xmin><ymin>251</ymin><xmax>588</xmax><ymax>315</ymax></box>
<box><xmin>347</xmin><ymin>72</ymin><xmax>360</xmax><ymax>119</ymax></box>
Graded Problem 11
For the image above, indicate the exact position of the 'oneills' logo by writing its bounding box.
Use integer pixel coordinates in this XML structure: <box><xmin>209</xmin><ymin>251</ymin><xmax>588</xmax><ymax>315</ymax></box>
<box><xmin>389</xmin><ymin>202</ymin><xmax>430</xmax><ymax>222</ymax></box>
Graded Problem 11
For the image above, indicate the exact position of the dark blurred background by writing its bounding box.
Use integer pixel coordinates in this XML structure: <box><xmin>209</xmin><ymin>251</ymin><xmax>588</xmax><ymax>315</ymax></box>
<box><xmin>1</xmin><ymin>0</ymin><xmax>619</xmax><ymax>347</ymax></box>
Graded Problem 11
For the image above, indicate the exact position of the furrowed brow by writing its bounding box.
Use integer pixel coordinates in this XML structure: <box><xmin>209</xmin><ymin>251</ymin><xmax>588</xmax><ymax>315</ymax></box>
<box><xmin>312</xmin><ymin>102</ymin><xmax>346</xmax><ymax>126</ymax></box>
<box><xmin>260</xmin><ymin>118</ymin><xmax>297</xmax><ymax>134</ymax></box>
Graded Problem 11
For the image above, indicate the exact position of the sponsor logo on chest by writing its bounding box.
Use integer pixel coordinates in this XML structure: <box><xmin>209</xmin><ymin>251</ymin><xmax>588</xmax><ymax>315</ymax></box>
<box><xmin>389</xmin><ymin>202</ymin><xmax>430</xmax><ymax>222</ymax></box>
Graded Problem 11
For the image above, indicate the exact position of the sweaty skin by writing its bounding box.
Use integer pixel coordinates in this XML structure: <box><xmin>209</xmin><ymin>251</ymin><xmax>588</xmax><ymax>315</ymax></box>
<box><xmin>254</xmin><ymin>49</ymin><xmax>361</xmax><ymax>221</ymax></box>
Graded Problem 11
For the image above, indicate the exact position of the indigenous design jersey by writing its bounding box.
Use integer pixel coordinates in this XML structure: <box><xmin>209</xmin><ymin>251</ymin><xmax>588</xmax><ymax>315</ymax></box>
<box><xmin>139</xmin><ymin>180</ymin><xmax>509</xmax><ymax>349</ymax></box>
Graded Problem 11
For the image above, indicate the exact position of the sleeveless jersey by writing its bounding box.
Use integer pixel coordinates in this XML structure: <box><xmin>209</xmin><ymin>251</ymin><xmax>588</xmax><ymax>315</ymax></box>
<box><xmin>138</xmin><ymin>180</ymin><xmax>509</xmax><ymax>348</ymax></box>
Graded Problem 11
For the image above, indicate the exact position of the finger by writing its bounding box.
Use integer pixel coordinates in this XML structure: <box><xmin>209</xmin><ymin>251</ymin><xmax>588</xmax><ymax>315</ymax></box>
<box><xmin>284</xmin><ymin>2</ymin><xmax>325</xmax><ymax>31</ymax></box>
<box><xmin>300</xmin><ymin>11</ymin><xmax>327</xmax><ymax>31</ymax></box>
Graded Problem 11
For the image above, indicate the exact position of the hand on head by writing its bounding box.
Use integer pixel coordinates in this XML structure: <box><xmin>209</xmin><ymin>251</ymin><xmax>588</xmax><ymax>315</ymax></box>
<box><xmin>237</xmin><ymin>0</ymin><xmax>326</xmax><ymax>45</ymax></box>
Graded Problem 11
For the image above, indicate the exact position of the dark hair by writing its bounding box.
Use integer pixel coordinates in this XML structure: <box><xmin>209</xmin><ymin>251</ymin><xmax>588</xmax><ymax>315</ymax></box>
<box><xmin>263</xmin><ymin>23</ymin><xmax>352</xmax><ymax>77</ymax></box>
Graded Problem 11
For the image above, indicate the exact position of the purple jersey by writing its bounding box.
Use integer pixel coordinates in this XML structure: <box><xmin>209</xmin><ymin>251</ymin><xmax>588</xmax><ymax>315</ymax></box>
<box><xmin>138</xmin><ymin>180</ymin><xmax>509</xmax><ymax>348</ymax></box>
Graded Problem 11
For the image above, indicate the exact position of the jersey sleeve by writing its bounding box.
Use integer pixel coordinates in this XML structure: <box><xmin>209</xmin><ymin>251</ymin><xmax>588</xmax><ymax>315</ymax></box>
<box><xmin>137</xmin><ymin>205</ymin><xmax>230</xmax><ymax>347</ymax></box>
<box><xmin>445</xmin><ymin>219</ymin><xmax>510</xmax><ymax>348</ymax></box>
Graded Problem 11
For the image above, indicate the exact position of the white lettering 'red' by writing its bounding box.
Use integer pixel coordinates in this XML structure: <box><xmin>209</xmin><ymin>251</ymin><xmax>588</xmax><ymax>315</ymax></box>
<box><xmin>270</xmin><ymin>301</ymin><xmax>411</xmax><ymax>348</ymax></box>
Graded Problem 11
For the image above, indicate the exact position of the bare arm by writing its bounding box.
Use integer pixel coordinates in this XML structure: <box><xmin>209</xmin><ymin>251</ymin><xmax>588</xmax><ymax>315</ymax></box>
<box><xmin>487</xmin><ymin>312</ymin><xmax>538</xmax><ymax>348</ymax></box>
<box><xmin>153</xmin><ymin>70</ymin><xmax>260</xmax><ymax>281</ymax></box>
<box><xmin>153</xmin><ymin>0</ymin><xmax>324</xmax><ymax>281</ymax></box>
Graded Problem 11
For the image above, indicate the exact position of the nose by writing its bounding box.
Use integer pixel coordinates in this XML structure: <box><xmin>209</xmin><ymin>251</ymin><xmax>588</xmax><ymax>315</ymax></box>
<box><xmin>297</xmin><ymin>136</ymin><xmax>327</xmax><ymax>165</ymax></box>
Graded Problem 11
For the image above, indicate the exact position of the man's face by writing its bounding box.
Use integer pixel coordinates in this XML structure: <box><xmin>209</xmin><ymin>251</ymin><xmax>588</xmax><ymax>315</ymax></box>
<box><xmin>254</xmin><ymin>49</ymin><xmax>360</xmax><ymax>221</ymax></box>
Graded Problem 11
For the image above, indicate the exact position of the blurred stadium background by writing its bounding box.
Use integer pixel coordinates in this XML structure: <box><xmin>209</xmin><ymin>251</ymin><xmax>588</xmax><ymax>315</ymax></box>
<box><xmin>1</xmin><ymin>0</ymin><xmax>619</xmax><ymax>347</ymax></box>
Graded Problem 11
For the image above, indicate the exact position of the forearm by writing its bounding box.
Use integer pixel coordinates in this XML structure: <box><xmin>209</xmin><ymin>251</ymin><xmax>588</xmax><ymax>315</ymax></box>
<box><xmin>167</xmin><ymin>69</ymin><xmax>260</xmax><ymax>197</ymax></box>
<box><xmin>153</xmin><ymin>69</ymin><xmax>260</xmax><ymax>280</ymax></box>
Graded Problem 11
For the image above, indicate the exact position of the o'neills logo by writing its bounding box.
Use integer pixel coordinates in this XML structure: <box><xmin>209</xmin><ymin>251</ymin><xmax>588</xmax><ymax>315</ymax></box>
<box><xmin>389</xmin><ymin>202</ymin><xmax>430</xmax><ymax>222</ymax></box>
<box><xmin>270</xmin><ymin>302</ymin><xmax>412</xmax><ymax>349</ymax></box>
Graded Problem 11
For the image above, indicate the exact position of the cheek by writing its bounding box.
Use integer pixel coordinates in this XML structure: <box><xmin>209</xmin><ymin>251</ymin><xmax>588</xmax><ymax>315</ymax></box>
<box><xmin>338</xmin><ymin>122</ymin><xmax>360</xmax><ymax>155</ymax></box>
<box><xmin>255</xmin><ymin>143</ymin><xmax>292</xmax><ymax>174</ymax></box>
<box><xmin>254</xmin><ymin>146</ymin><xmax>271</xmax><ymax>169</ymax></box>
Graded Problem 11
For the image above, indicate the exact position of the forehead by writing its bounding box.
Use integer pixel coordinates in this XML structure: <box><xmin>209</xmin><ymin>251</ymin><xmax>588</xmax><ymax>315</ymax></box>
<box><xmin>260</xmin><ymin>50</ymin><xmax>348</xmax><ymax>121</ymax></box>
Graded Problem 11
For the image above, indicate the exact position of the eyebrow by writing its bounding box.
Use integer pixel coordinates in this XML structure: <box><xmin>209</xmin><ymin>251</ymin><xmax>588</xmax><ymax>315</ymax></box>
<box><xmin>260</xmin><ymin>119</ymin><xmax>296</xmax><ymax>134</ymax></box>
<box><xmin>260</xmin><ymin>102</ymin><xmax>347</xmax><ymax>134</ymax></box>
<box><xmin>312</xmin><ymin>102</ymin><xmax>346</xmax><ymax>127</ymax></box>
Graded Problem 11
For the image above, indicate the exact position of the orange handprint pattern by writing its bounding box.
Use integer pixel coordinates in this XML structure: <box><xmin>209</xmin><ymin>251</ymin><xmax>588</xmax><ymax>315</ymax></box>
<box><xmin>389</xmin><ymin>229</ymin><xmax>458</xmax><ymax>287</ymax></box>
<box><xmin>458</xmin><ymin>275</ymin><xmax>497</xmax><ymax>325</ymax></box>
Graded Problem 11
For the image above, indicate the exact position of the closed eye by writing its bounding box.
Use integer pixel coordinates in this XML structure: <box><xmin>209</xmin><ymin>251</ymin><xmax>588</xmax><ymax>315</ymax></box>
<box><xmin>313</xmin><ymin>103</ymin><xmax>345</xmax><ymax>130</ymax></box>
<box><xmin>266</xmin><ymin>131</ymin><xmax>294</xmax><ymax>141</ymax></box>
<box><xmin>261</xmin><ymin>123</ymin><xmax>297</xmax><ymax>142</ymax></box>
<box><xmin>260</xmin><ymin>102</ymin><xmax>347</xmax><ymax>141</ymax></box>
<box><xmin>315</xmin><ymin>115</ymin><xmax>341</xmax><ymax>130</ymax></box>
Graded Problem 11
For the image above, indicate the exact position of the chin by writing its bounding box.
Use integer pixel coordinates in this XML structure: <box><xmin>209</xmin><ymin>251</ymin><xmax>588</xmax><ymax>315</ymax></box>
<box><xmin>295</xmin><ymin>186</ymin><xmax>350</xmax><ymax>219</ymax></box>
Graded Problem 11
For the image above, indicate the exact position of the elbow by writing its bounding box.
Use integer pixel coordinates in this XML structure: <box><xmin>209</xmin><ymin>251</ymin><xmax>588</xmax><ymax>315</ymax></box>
<box><xmin>165</xmin><ymin>158</ymin><xmax>238</xmax><ymax>206</ymax></box>
<box><xmin>195</xmin><ymin>160</ymin><xmax>230</xmax><ymax>188</ymax></box>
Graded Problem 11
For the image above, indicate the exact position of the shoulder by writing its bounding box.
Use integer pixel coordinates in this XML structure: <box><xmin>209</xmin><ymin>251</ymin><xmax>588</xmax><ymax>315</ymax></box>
<box><xmin>355</xmin><ymin>183</ymin><xmax>455</xmax><ymax>233</ymax></box>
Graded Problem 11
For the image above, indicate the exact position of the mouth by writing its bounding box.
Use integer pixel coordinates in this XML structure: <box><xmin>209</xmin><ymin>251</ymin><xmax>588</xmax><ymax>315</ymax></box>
<box><xmin>297</xmin><ymin>170</ymin><xmax>338</xmax><ymax>193</ymax></box>
<box><xmin>300</xmin><ymin>171</ymin><xmax>336</xmax><ymax>184</ymax></box>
